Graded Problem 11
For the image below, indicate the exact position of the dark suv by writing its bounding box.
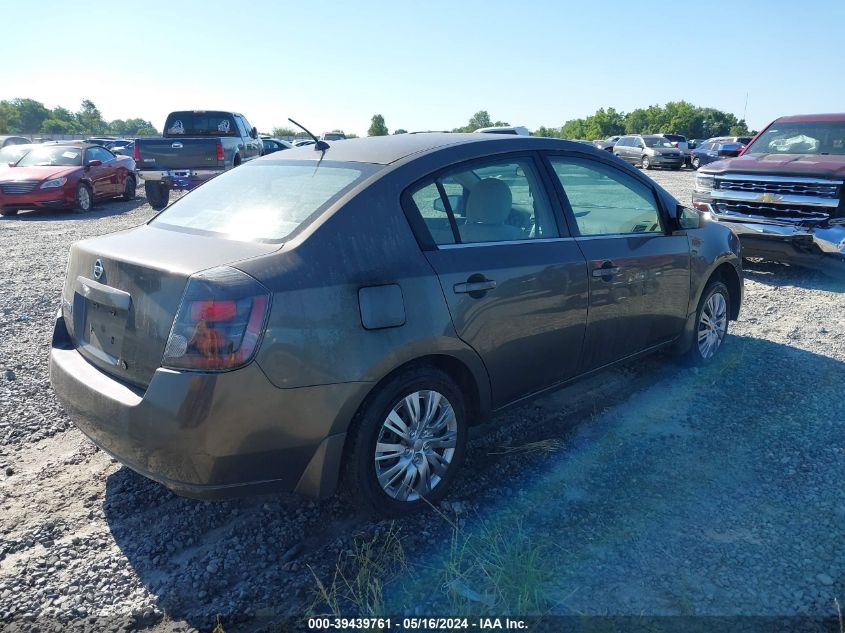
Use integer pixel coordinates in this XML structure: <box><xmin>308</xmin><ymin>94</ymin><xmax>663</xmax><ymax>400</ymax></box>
<box><xmin>613</xmin><ymin>135</ymin><xmax>684</xmax><ymax>170</ymax></box>
<box><xmin>50</xmin><ymin>134</ymin><xmax>742</xmax><ymax>516</ymax></box>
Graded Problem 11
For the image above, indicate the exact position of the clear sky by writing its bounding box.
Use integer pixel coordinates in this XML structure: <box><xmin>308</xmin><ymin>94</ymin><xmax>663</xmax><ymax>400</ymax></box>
<box><xmin>4</xmin><ymin>0</ymin><xmax>845</xmax><ymax>136</ymax></box>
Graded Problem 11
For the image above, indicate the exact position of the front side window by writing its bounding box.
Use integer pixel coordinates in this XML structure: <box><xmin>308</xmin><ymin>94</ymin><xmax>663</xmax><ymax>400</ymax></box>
<box><xmin>152</xmin><ymin>160</ymin><xmax>380</xmax><ymax>243</ymax></box>
<box><xmin>550</xmin><ymin>157</ymin><xmax>663</xmax><ymax>236</ymax></box>
<box><xmin>644</xmin><ymin>137</ymin><xmax>673</xmax><ymax>148</ymax></box>
<box><xmin>409</xmin><ymin>158</ymin><xmax>559</xmax><ymax>245</ymax></box>
<box><xmin>87</xmin><ymin>147</ymin><xmax>113</xmax><ymax>163</ymax></box>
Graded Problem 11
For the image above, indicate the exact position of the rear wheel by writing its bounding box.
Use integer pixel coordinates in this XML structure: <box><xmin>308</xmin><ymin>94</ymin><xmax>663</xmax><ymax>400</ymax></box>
<box><xmin>686</xmin><ymin>281</ymin><xmax>730</xmax><ymax>364</ymax></box>
<box><xmin>121</xmin><ymin>176</ymin><xmax>136</xmax><ymax>201</ymax></box>
<box><xmin>343</xmin><ymin>366</ymin><xmax>467</xmax><ymax>517</ymax></box>
<box><xmin>692</xmin><ymin>157</ymin><xmax>701</xmax><ymax>170</ymax></box>
<box><xmin>144</xmin><ymin>181</ymin><xmax>169</xmax><ymax>210</ymax></box>
<box><xmin>74</xmin><ymin>183</ymin><xmax>93</xmax><ymax>213</ymax></box>
<box><xmin>641</xmin><ymin>155</ymin><xmax>652</xmax><ymax>170</ymax></box>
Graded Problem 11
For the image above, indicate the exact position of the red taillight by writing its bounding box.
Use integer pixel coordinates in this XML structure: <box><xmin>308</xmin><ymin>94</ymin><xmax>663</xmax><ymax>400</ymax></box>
<box><xmin>133</xmin><ymin>143</ymin><xmax>140</xmax><ymax>161</ymax></box>
<box><xmin>216</xmin><ymin>142</ymin><xmax>224</xmax><ymax>161</ymax></box>
<box><xmin>189</xmin><ymin>300</ymin><xmax>237</xmax><ymax>322</ymax></box>
<box><xmin>162</xmin><ymin>267</ymin><xmax>271</xmax><ymax>371</ymax></box>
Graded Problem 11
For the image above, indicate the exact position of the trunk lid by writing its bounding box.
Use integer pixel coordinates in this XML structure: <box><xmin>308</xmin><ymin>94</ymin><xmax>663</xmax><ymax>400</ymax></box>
<box><xmin>62</xmin><ymin>224</ymin><xmax>278</xmax><ymax>388</ymax></box>
<box><xmin>135</xmin><ymin>137</ymin><xmax>222</xmax><ymax>171</ymax></box>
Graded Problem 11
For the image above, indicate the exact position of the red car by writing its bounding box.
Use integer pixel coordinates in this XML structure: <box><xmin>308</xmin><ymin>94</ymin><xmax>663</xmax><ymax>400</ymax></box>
<box><xmin>0</xmin><ymin>144</ymin><xmax>136</xmax><ymax>216</ymax></box>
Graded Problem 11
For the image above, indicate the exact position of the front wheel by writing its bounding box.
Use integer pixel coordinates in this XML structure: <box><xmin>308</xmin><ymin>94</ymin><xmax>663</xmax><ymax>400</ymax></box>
<box><xmin>343</xmin><ymin>366</ymin><xmax>468</xmax><ymax>517</ymax></box>
<box><xmin>641</xmin><ymin>155</ymin><xmax>652</xmax><ymax>170</ymax></box>
<box><xmin>74</xmin><ymin>183</ymin><xmax>93</xmax><ymax>213</ymax></box>
<box><xmin>686</xmin><ymin>281</ymin><xmax>730</xmax><ymax>364</ymax></box>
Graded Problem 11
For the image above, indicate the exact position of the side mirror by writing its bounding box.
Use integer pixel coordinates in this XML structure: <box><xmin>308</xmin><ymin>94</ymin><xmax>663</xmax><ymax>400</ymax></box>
<box><xmin>251</xmin><ymin>127</ymin><xmax>258</xmax><ymax>139</ymax></box>
<box><xmin>677</xmin><ymin>205</ymin><xmax>702</xmax><ymax>230</ymax></box>
<box><xmin>86</xmin><ymin>159</ymin><xmax>102</xmax><ymax>167</ymax></box>
<box><xmin>7</xmin><ymin>162</ymin><xmax>16</xmax><ymax>168</ymax></box>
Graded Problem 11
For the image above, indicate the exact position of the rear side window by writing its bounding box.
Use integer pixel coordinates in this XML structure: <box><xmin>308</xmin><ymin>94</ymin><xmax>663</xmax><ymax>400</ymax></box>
<box><xmin>152</xmin><ymin>161</ymin><xmax>380</xmax><ymax>243</ymax></box>
<box><xmin>409</xmin><ymin>157</ymin><xmax>559</xmax><ymax>245</ymax></box>
<box><xmin>165</xmin><ymin>112</ymin><xmax>238</xmax><ymax>137</ymax></box>
<box><xmin>550</xmin><ymin>158</ymin><xmax>663</xmax><ymax>236</ymax></box>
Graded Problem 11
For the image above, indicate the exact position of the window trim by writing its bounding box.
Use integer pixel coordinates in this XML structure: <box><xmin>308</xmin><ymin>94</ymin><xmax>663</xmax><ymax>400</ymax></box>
<box><xmin>539</xmin><ymin>151</ymin><xmax>671</xmax><ymax>238</ymax></box>
<box><xmin>400</xmin><ymin>151</ymin><xmax>570</xmax><ymax>251</ymax></box>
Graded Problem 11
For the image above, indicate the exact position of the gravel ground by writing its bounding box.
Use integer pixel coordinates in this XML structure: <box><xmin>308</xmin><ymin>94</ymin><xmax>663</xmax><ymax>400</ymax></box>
<box><xmin>1</xmin><ymin>170</ymin><xmax>844</xmax><ymax>632</ymax></box>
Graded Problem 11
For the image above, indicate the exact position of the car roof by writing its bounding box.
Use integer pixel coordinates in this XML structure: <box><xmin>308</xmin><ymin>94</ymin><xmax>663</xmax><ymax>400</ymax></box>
<box><xmin>774</xmin><ymin>113</ymin><xmax>845</xmax><ymax>123</ymax></box>
<box><xmin>255</xmin><ymin>132</ymin><xmax>604</xmax><ymax>166</ymax></box>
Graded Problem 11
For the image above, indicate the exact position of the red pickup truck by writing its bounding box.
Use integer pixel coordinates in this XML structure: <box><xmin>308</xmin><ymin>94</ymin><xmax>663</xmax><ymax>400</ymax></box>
<box><xmin>692</xmin><ymin>113</ymin><xmax>845</xmax><ymax>276</ymax></box>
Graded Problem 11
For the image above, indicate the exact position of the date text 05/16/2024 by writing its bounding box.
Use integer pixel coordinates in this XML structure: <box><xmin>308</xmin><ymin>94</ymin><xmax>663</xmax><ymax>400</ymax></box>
<box><xmin>307</xmin><ymin>617</ymin><xmax>528</xmax><ymax>630</ymax></box>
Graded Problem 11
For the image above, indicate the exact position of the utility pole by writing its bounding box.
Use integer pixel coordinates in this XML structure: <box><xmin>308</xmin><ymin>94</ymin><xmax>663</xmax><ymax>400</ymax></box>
<box><xmin>743</xmin><ymin>93</ymin><xmax>749</xmax><ymax>122</ymax></box>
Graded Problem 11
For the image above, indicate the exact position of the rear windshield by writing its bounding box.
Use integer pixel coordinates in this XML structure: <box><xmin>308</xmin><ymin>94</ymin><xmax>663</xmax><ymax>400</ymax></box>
<box><xmin>17</xmin><ymin>146</ymin><xmax>83</xmax><ymax>167</ymax></box>
<box><xmin>663</xmin><ymin>134</ymin><xmax>686</xmax><ymax>142</ymax></box>
<box><xmin>164</xmin><ymin>112</ymin><xmax>238</xmax><ymax>137</ymax></box>
<box><xmin>151</xmin><ymin>160</ymin><xmax>380</xmax><ymax>243</ymax></box>
<box><xmin>746</xmin><ymin>121</ymin><xmax>845</xmax><ymax>155</ymax></box>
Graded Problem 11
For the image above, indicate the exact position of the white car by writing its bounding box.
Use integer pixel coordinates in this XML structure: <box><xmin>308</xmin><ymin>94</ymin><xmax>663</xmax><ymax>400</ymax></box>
<box><xmin>474</xmin><ymin>126</ymin><xmax>530</xmax><ymax>136</ymax></box>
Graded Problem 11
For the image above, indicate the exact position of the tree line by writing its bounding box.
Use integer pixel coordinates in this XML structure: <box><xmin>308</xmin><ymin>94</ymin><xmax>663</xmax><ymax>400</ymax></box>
<box><xmin>0</xmin><ymin>98</ymin><xmax>158</xmax><ymax>136</ymax></box>
<box><xmin>311</xmin><ymin>102</ymin><xmax>753</xmax><ymax>140</ymax></box>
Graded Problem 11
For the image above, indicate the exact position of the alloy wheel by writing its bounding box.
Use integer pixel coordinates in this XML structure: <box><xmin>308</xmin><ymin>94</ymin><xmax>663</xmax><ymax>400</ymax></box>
<box><xmin>77</xmin><ymin>186</ymin><xmax>91</xmax><ymax>211</ymax></box>
<box><xmin>374</xmin><ymin>390</ymin><xmax>457</xmax><ymax>501</ymax></box>
<box><xmin>697</xmin><ymin>291</ymin><xmax>728</xmax><ymax>359</ymax></box>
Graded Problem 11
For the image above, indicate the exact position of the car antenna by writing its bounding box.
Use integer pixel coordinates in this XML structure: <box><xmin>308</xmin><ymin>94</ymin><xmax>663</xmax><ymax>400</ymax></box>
<box><xmin>288</xmin><ymin>118</ymin><xmax>329</xmax><ymax>152</ymax></box>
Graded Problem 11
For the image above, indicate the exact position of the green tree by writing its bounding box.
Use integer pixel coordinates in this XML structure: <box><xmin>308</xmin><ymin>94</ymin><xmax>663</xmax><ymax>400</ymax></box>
<box><xmin>560</xmin><ymin>118</ymin><xmax>588</xmax><ymax>139</ymax></box>
<box><xmin>532</xmin><ymin>126</ymin><xmax>561</xmax><ymax>138</ymax></box>
<box><xmin>453</xmin><ymin>110</ymin><xmax>510</xmax><ymax>133</ymax></box>
<box><xmin>271</xmin><ymin>126</ymin><xmax>296</xmax><ymax>137</ymax></box>
<box><xmin>368</xmin><ymin>114</ymin><xmax>388</xmax><ymax>136</ymax></box>
<box><xmin>2</xmin><ymin>98</ymin><xmax>50</xmax><ymax>133</ymax></box>
<box><xmin>393</xmin><ymin>129</ymin><xmax>407</xmax><ymax>134</ymax></box>
<box><xmin>76</xmin><ymin>99</ymin><xmax>107</xmax><ymax>134</ymax></box>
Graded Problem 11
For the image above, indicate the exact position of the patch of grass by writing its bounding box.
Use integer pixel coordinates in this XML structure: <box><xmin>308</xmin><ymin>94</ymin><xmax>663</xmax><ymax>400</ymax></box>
<box><xmin>441</xmin><ymin>516</ymin><xmax>553</xmax><ymax>615</ymax></box>
<box><xmin>308</xmin><ymin>523</ymin><xmax>406</xmax><ymax>621</ymax></box>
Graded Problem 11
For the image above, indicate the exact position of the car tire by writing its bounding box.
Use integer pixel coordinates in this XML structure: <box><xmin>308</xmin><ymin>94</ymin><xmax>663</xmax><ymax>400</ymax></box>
<box><xmin>641</xmin><ymin>155</ymin><xmax>651</xmax><ymax>170</ymax></box>
<box><xmin>685</xmin><ymin>280</ymin><xmax>730</xmax><ymax>365</ymax></box>
<box><xmin>121</xmin><ymin>176</ymin><xmax>136</xmax><ymax>201</ymax></box>
<box><xmin>74</xmin><ymin>183</ymin><xmax>93</xmax><ymax>213</ymax></box>
<box><xmin>343</xmin><ymin>365</ymin><xmax>468</xmax><ymax>517</ymax></box>
<box><xmin>233</xmin><ymin>154</ymin><xmax>241</xmax><ymax>167</ymax></box>
<box><xmin>144</xmin><ymin>181</ymin><xmax>169</xmax><ymax>210</ymax></box>
<box><xmin>692</xmin><ymin>157</ymin><xmax>701</xmax><ymax>170</ymax></box>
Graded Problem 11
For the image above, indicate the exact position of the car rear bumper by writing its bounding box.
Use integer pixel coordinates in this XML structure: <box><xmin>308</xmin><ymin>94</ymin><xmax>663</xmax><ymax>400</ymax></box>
<box><xmin>49</xmin><ymin>314</ymin><xmax>371</xmax><ymax>499</ymax></box>
<box><xmin>137</xmin><ymin>169</ymin><xmax>225</xmax><ymax>191</ymax></box>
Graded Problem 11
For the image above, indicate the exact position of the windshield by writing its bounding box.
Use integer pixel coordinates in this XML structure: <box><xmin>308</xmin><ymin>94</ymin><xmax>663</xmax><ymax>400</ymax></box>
<box><xmin>152</xmin><ymin>161</ymin><xmax>380</xmax><ymax>242</ymax></box>
<box><xmin>164</xmin><ymin>112</ymin><xmax>238</xmax><ymax>137</ymax></box>
<box><xmin>0</xmin><ymin>146</ymin><xmax>31</xmax><ymax>165</ymax></box>
<box><xmin>746</xmin><ymin>121</ymin><xmax>845</xmax><ymax>155</ymax></box>
<box><xmin>644</xmin><ymin>138</ymin><xmax>675</xmax><ymax>148</ymax></box>
<box><xmin>16</xmin><ymin>146</ymin><xmax>83</xmax><ymax>167</ymax></box>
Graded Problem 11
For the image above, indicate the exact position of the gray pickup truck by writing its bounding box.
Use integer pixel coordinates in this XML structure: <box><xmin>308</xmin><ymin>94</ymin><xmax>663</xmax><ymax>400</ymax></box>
<box><xmin>135</xmin><ymin>110</ymin><xmax>263</xmax><ymax>209</ymax></box>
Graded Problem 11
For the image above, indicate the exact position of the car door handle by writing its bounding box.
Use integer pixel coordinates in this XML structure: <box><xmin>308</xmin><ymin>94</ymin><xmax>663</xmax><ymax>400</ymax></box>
<box><xmin>592</xmin><ymin>266</ymin><xmax>621</xmax><ymax>278</ymax></box>
<box><xmin>454</xmin><ymin>280</ymin><xmax>497</xmax><ymax>294</ymax></box>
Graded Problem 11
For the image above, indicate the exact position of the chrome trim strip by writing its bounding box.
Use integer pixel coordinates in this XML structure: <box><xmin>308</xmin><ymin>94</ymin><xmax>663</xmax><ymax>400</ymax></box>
<box><xmin>437</xmin><ymin>237</ymin><xmax>575</xmax><ymax>249</ymax></box>
<box><xmin>710</xmin><ymin>190</ymin><xmax>838</xmax><ymax>208</ymax></box>
<box><xmin>716</xmin><ymin>173</ymin><xmax>843</xmax><ymax>186</ymax></box>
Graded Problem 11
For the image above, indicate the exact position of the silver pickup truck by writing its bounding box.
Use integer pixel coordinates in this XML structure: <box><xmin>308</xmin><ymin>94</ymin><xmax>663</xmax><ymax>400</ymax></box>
<box><xmin>135</xmin><ymin>110</ymin><xmax>263</xmax><ymax>209</ymax></box>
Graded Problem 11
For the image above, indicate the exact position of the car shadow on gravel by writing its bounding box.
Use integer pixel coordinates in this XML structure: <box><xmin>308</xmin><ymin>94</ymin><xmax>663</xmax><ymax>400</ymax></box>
<box><xmin>1</xmin><ymin>197</ymin><xmax>149</xmax><ymax>222</ymax></box>
<box><xmin>102</xmin><ymin>334</ymin><xmax>845</xmax><ymax>629</ymax></box>
<box><xmin>743</xmin><ymin>259</ymin><xmax>845</xmax><ymax>292</ymax></box>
